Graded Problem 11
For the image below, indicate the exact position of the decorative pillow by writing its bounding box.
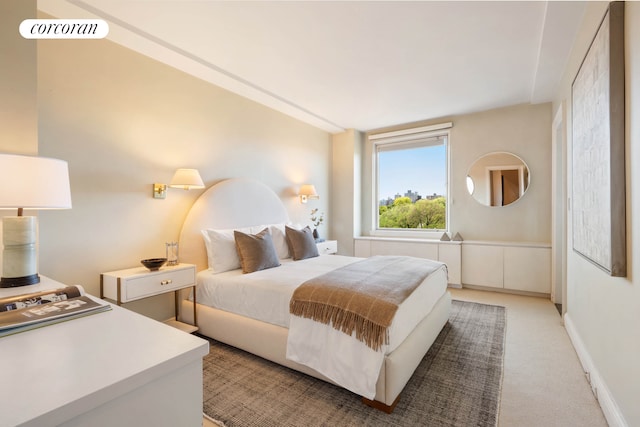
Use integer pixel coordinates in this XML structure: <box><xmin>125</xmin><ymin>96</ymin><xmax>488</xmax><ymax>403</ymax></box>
<box><xmin>234</xmin><ymin>228</ymin><xmax>281</xmax><ymax>274</ymax></box>
<box><xmin>250</xmin><ymin>223</ymin><xmax>290</xmax><ymax>259</ymax></box>
<box><xmin>202</xmin><ymin>227</ymin><xmax>251</xmax><ymax>273</ymax></box>
<box><xmin>285</xmin><ymin>225</ymin><xmax>319</xmax><ymax>261</ymax></box>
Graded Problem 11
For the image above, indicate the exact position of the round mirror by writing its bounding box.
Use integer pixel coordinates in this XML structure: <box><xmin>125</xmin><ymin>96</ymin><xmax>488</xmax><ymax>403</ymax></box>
<box><xmin>466</xmin><ymin>152</ymin><xmax>530</xmax><ymax>207</ymax></box>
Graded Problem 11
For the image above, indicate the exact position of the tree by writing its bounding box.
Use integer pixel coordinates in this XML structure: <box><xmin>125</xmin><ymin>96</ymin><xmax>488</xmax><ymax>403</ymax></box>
<box><xmin>409</xmin><ymin>198</ymin><xmax>446</xmax><ymax>229</ymax></box>
<box><xmin>393</xmin><ymin>196</ymin><xmax>412</xmax><ymax>207</ymax></box>
<box><xmin>380</xmin><ymin>203</ymin><xmax>412</xmax><ymax>228</ymax></box>
<box><xmin>378</xmin><ymin>196</ymin><xmax>446</xmax><ymax>229</ymax></box>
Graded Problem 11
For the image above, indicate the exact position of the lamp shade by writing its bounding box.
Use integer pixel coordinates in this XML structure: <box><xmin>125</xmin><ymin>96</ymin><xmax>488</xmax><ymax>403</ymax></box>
<box><xmin>298</xmin><ymin>184</ymin><xmax>318</xmax><ymax>197</ymax></box>
<box><xmin>0</xmin><ymin>154</ymin><xmax>72</xmax><ymax>210</ymax></box>
<box><xmin>169</xmin><ymin>168</ymin><xmax>205</xmax><ymax>190</ymax></box>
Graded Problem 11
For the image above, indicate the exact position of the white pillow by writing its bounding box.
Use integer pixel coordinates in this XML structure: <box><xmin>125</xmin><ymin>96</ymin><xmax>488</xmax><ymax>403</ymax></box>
<box><xmin>202</xmin><ymin>227</ymin><xmax>252</xmax><ymax>273</ymax></box>
<box><xmin>250</xmin><ymin>223</ymin><xmax>290</xmax><ymax>259</ymax></box>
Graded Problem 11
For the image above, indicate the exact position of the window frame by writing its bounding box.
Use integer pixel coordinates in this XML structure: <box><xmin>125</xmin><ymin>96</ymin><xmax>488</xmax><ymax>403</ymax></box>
<box><xmin>370</xmin><ymin>122</ymin><xmax>452</xmax><ymax>237</ymax></box>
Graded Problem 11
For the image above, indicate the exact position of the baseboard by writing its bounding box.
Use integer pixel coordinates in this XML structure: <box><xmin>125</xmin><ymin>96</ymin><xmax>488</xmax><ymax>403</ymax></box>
<box><xmin>564</xmin><ymin>313</ymin><xmax>628</xmax><ymax>427</ymax></box>
<box><xmin>462</xmin><ymin>284</ymin><xmax>549</xmax><ymax>299</ymax></box>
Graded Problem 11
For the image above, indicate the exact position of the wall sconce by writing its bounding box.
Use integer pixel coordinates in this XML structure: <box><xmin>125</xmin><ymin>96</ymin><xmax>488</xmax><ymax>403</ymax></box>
<box><xmin>153</xmin><ymin>168</ymin><xmax>205</xmax><ymax>199</ymax></box>
<box><xmin>0</xmin><ymin>154</ymin><xmax>72</xmax><ymax>287</ymax></box>
<box><xmin>298</xmin><ymin>184</ymin><xmax>319</xmax><ymax>203</ymax></box>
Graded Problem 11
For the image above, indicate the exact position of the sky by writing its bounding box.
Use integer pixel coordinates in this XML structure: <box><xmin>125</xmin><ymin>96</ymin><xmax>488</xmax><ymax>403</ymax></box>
<box><xmin>378</xmin><ymin>144</ymin><xmax>446</xmax><ymax>201</ymax></box>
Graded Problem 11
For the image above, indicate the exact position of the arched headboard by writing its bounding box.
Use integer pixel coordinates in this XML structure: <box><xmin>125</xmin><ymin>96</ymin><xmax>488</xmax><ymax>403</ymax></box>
<box><xmin>178</xmin><ymin>178</ymin><xmax>290</xmax><ymax>271</ymax></box>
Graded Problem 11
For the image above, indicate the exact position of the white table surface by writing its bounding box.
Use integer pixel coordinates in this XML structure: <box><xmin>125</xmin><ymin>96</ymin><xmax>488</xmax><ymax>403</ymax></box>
<box><xmin>0</xmin><ymin>276</ymin><xmax>209</xmax><ymax>427</ymax></box>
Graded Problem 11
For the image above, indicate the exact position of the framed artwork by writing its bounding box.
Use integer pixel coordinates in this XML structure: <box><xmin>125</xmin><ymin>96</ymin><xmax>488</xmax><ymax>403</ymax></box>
<box><xmin>571</xmin><ymin>1</ymin><xmax>626</xmax><ymax>276</ymax></box>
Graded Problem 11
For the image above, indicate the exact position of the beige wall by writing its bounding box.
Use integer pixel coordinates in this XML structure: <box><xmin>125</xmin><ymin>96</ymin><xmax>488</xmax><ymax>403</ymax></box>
<box><xmin>36</xmin><ymin>25</ymin><xmax>331</xmax><ymax>320</ymax></box>
<box><xmin>555</xmin><ymin>2</ymin><xmax>640</xmax><ymax>425</ymax></box>
<box><xmin>0</xmin><ymin>0</ymin><xmax>38</xmax><ymax>277</ymax></box>
<box><xmin>0</xmin><ymin>0</ymin><xmax>37</xmax><ymax>156</ymax></box>
<box><xmin>450</xmin><ymin>103</ymin><xmax>551</xmax><ymax>242</ymax></box>
<box><xmin>331</xmin><ymin>129</ymin><xmax>362</xmax><ymax>256</ymax></box>
<box><xmin>355</xmin><ymin>103</ymin><xmax>551</xmax><ymax>244</ymax></box>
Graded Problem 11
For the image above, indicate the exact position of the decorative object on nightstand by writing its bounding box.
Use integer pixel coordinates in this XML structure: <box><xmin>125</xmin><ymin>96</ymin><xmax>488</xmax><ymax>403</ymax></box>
<box><xmin>166</xmin><ymin>241</ymin><xmax>179</xmax><ymax>265</ymax></box>
<box><xmin>153</xmin><ymin>168</ymin><xmax>205</xmax><ymax>199</ymax></box>
<box><xmin>316</xmin><ymin>240</ymin><xmax>337</xmax><ymax>255</ymax></box>
<box><xmin>310</xmin><ymin>208</ymin><xmax>324</xmax><ymax>240</ymax></box>
<box><xmin>100</xmin><ymin>263</ymin><xmax>198</xmax><ymax>333</ymax></box>
<box><xmin>140</xmin><ymin>258</ymin><xmax>167</xmax><ymax>271</ymax></box>
<box><xmin>298</xmin><ymin>184</ymin><xmax>319</xmax><ymax>203</ymax></box>
<box><xmin>0</xmin><ymin>154</ymin><xmax>72</xmax><ymax>288</ymax></box>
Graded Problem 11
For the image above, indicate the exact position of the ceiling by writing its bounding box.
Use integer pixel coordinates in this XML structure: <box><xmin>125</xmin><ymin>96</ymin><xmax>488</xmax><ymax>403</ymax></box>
<box><xmin>38</xmin><ymin>1</ymin><xmax>586</xmax><ymax>134</ymax></box>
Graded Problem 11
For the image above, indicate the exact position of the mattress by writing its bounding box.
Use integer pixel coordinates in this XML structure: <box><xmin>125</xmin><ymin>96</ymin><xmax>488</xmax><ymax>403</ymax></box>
<box><xmin>195</xmin><ymin>254</ymin><xmax>448</xmax><ymax>353</ymax></box>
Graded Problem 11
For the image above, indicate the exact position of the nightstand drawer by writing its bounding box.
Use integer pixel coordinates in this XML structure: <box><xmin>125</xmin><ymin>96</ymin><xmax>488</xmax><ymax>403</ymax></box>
<box><xmin>101</xmin><ymin>264</ymin><xmax>196</xmax><ymax>304</ymax></box>
<box><xmin>124</xmin><ymin>268</ymin><xmax>194</xmax><ymax>301</ymax></box>
<box><xmin>316</xmin><ymin>240</ymin><xmax>337</xmax><ymax>255</ymax></box>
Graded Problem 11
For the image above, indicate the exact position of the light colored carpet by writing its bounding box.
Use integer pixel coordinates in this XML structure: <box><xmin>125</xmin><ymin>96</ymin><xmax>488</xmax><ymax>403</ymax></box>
<box><xmin>202</xmin><ymin>300</ymin><xmax>505</xmax><ymax>426</ymax></box>
<box><xmin>450</xmin><ymin>288</ymin><xmax>607</xmax><ymax>427</ymax></box>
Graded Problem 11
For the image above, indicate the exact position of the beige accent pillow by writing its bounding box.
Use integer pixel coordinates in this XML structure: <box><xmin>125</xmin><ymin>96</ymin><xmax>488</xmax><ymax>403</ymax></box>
<box><xmin>285</xmin><ymin>225</ymin><xmax>319</xmax><ymax>261</ymax></box>
<box><xmin>234</xmin><ymin>228</ymin><xmax>281</xmax><ymax>274</ymax></box>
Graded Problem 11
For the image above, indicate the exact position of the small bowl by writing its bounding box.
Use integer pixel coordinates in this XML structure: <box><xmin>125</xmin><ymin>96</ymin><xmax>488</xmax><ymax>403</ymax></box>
<box><xmin>141</xmin><ymin>258</ymin><xmax>167</xmax><ymax>271</ymax></box>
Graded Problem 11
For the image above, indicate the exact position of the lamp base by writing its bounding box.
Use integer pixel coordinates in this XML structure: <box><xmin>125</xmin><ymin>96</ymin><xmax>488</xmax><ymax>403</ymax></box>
<box><xmin>0</xmin><ymin>274</ymin><xmax>40</xmax><ymax>288</ymax></box>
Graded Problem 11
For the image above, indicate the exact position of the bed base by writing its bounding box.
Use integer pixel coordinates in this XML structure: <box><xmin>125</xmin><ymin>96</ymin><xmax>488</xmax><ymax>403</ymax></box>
<box><xmin>180</xmin><ymin>291</ymin><xmax>451</xmax><ymax>412</ymax></box>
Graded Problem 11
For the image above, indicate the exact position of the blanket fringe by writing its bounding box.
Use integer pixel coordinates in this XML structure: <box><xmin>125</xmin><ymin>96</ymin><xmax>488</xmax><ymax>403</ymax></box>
<box><xmin>290</xmin><ymin>300</ymin><xmax>389</xmax><ymax>351</ymax></box>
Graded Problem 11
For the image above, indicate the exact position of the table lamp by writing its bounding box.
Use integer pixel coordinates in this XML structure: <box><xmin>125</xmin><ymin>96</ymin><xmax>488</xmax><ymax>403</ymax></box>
<box><xmin>0</xmin><ymin>154</ymin><xmax>72</xmax><ymax>288</ymax></box>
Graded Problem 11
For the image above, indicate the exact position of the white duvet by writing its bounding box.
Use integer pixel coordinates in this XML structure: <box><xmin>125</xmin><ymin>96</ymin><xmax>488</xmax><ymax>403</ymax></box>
<box><xmin>196</xmin><ymin>254</ymin><xmax>448</xmax><ymax>398</ymax></box>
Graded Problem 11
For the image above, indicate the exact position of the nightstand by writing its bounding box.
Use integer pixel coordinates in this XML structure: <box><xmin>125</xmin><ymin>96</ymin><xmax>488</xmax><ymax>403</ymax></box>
<box><xmin>316</xmin><ymin>240</ymin><xmax>338</xmax><ymax>255</ymax></box>
<box><xmin>100</xmin><ymin>263</ymin><xmax>198</xmax><ymax>333</ymax></box>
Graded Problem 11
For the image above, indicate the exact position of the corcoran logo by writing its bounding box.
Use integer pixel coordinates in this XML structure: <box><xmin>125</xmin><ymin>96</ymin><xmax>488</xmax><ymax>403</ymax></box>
<box><xmin>20</xmin><ymin>19</ymin><xmax>109</xmax><ymax>39</ymax></box>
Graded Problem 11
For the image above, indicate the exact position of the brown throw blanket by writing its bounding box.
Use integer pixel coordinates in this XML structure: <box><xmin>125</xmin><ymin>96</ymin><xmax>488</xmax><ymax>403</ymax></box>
<box><xmin>290</xmin><ymin>256</ymin><xmax>445</xmax><ymax>351</ymax></box>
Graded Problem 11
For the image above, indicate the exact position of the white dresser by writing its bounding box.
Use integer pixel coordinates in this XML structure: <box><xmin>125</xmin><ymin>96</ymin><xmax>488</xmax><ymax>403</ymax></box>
<box><xmin>354</xmin><ymin>237</ymin><xmax>551</xmax><ymax>295</ymax></box>
<box><xmin>354</xmin><ymin>237</ymin><xmax>462</xmax><ymax>286</ymax></box>
<box><xmin>461</xmin><ymin>240</ymin><xmax>551</xmax><ymax>294</ymax></box>
<box><xmin>0</xmin><ymin>276</ymin><xmax>209</xmax><ymax>427</ymax></box>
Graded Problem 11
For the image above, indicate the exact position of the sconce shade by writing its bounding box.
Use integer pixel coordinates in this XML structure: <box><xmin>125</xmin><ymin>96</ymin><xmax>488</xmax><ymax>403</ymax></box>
<box><xmin>169</xmin><ymin>168</ymin><xmax>205</xmax><ymax>190</ymax></box>
<box><xmin>298</xmin><ymin>184</ymin><xmax>319</xmax><ymax>203</ymax></box>
<box><xmin>0</xmin><ymin>154</ymin><xmax>72</xmax><ymax>288</ymax></box>
<box><xmin>299</xmin><ymin>184</ymin><xmax>318</xmax><ymax>197</ymax></box>
<box><xmin>0</xmin><ymin>154</ymin><xmax>72</xmax><ymax>210</ymax></box>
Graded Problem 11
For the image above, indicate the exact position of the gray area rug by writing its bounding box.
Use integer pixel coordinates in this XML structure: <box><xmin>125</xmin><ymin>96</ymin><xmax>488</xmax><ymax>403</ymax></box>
<box><xmin>202</xmin><ymin>300</ymin><xmax>506</xmax><ymax>426</ymax></box>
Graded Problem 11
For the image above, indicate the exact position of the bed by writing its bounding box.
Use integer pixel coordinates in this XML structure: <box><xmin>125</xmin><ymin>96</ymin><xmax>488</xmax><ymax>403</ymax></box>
<box><xmin>178</xmin><ymin>178</ymin><xmax>451</xmax><ymax>413</ymax></box>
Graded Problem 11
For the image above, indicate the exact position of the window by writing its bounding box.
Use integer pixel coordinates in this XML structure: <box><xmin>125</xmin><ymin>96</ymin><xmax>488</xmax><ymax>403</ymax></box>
<box><xmin>371</xmin><ymin>123</ymin><xmax>451</xmax><ymax>232</ymax></box>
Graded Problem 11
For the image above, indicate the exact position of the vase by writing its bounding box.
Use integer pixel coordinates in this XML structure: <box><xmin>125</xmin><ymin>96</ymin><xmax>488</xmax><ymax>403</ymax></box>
<box><xmin>166</xmin><ymin>242</ymin><xmax>179</xmax><ymax>266</ymax></box>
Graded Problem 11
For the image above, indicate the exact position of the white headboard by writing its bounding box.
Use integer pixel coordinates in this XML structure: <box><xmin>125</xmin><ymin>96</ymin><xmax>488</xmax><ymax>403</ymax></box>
<box><xmin>178</xmin><ymin>178</ymin><xmax>290</xmax><ymax>271</ymax></box>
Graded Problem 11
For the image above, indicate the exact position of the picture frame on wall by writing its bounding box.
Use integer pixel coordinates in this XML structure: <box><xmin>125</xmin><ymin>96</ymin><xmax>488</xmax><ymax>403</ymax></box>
<box><xmin>571</xmin><ymin>1</ymin><xmax>626</xmax><ymax>277</ymax></box>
